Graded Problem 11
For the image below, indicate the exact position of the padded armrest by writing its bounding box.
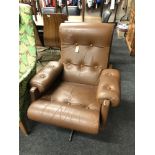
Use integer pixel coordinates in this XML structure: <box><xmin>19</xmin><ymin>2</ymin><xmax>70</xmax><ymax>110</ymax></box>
<box><xmin>30</xmin><ymin>61</ymin><xmax>63</xmax><ymax>93</ymax></box>
<box><xmin>97</xmin><ymin>69</ymin><xmax>121</xmax><ymax>107</ymax></box>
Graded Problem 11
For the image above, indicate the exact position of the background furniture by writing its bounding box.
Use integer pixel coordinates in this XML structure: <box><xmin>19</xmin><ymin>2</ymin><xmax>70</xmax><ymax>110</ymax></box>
<box><xmin>27</xmin><ymin>23</ymin><xmax>120</xmax><ymax>140</ymax></box>
<box><xmin>125</xmin><ymin>4</ymin><xmax>135</xmax><ymax>56</ymax></box>
<box><xmin>126</xmin><ymin>1</ymin><xmax>135</xmax><ymax>56</ymax></box>
<box><xmin>19</xmin><ymin>3</ymin><xmax>37</xmax><ymax>135</ymax></box>
<box><xmin>43</xmin><ymin>13</ymin><xmax>68</xmax><ymax>48</ymax></box>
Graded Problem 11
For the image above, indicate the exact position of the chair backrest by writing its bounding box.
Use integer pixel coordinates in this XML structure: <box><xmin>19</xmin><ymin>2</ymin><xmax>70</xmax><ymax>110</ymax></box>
<box><xmin>43</xmin><ymin>13</ymin><xmax>68</xmax><ymax>48</ymax></box>
<box><xmin>59</xmin><ymin>23</ymin><xmax>115</xmax><ymax>85</ymax></box>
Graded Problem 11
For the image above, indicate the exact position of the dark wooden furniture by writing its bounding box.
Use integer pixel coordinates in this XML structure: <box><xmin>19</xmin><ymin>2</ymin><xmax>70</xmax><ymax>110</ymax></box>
<box><xmin>125</xmin><ymin>8</ymin><xmax>135</xmax><ymax>56</ymax></box>
<box><xmin>43</xmin><ymin>14</ymin><xmax>68</xmax><ymax>48</ymax></box>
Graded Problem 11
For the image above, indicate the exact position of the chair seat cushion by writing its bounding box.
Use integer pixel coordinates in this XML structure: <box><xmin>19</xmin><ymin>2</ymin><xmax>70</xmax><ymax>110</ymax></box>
<box><xmin>27</xmin><ymin>82</ymin><xmax>100</xmax><ymax>134</ymax></box>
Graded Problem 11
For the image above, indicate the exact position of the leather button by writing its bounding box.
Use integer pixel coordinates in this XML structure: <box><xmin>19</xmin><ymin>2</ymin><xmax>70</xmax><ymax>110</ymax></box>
<box><xmin>86</xmin><ymin>106</ymin><xmax>89</xmax><ymax>109</ymax></box>
<box><xmin>66</xmin><ymin>59</ymin><xmax>71</xmax><ymax>64</ymax></box>
<box><xmin>90</xmin><ymin>44</ymin><xmax>93</xmax><ymax>47</ymax></box>
<box><xmin>67</xmin><ymin>102</ymin><xmax>72</xmax><ymax>106</ymax></box>
<box><xmin>40</xmin><ymin>74</ymin><xmax>45</xmax><ymax>78</ymax></box>
<box><xmin>94</xmin><ymin>66</ymin><xmax>98</xmax><ymax>69</ymax></box>
<box><xmin>75</xmin><ymin>43</ymin><xmax>78</xmax><ymax>46</ymax></box>
<box><xmin>106</xmin><ymin>72</ymin><xmax>112</xmax><ymax>76</ymax></box>
<box><xmin>66</xmin><ymin>60</ymin><xmax>71</xmax><ymax>65</ymax></box>
<box><xmin>103</xmin><ymin>85</ymin><xmax>112</xmax><ymax>90</ymax></box>
<box><xmin>107</xmin><ymin>86</ymin><xmax>112</xmax><ymax>90</ymax></box>
<box><xmin>80</xmin><ymin>64</ymin><xmax>84</xmax><ymax>68</ymax></box>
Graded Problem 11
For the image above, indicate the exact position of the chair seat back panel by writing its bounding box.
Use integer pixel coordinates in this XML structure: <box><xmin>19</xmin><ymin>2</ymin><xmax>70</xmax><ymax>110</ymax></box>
<box><xmin>63</xmin><ymin>63</ymin><xmax>103</xmax><ymax>85</ymax></box>
<box><xmin>60</xmin><ymin>45</ymin><xmax>110</xmax><ymax>85</ymax></box>
<box><xmin>61</xmin><ymin>45</ymin><xmax>110</xmax><ymax>67</ymax></box>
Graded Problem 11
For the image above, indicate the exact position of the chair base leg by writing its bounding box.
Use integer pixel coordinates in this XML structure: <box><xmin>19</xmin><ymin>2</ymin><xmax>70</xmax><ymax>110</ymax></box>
<box><xmin>69</xmin><ymin>130</ymin><xmax>74</xmax><ymax>142</ymax></box>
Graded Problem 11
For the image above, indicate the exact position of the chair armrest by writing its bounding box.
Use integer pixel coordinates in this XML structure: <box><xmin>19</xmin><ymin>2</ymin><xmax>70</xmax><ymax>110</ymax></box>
<box><xmin>30</xmin><ymin>61</ymin><xmax>63</xmax><ymax>93</ymax></box>
<box><xmin>30</xmin><ymin>87</ymin><xmax>41</xmax><ymax>102</ymax></box>
<box><xmin>97</xmin><ymin>69</ymin><xmax>121</xmax><ymax>107</ymax></box>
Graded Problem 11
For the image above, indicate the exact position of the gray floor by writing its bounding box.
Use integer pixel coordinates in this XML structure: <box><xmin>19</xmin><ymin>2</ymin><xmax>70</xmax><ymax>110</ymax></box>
<box><xmin>19</xmin><ymin>31</ymin><xmax>135</xmax><ymax>155</ymax></box>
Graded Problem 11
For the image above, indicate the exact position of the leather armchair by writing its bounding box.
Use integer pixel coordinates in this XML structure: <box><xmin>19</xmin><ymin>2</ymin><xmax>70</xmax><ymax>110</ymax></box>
<box><xmin>27</xmin><ymin>23</ymin><xmax>121</xmax><ymax>135</ymax></box>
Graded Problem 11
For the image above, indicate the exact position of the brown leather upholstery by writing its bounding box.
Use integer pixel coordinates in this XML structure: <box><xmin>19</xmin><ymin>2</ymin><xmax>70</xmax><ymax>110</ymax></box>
<box><xmin>28</xmin><ymin>81</ymin><xmax>100</xmax><ymax>134</ymax></box>
<box><xmin>97</xmin><ymin>69</ymin><xmax>121</xmax><ymax>107</ymax></box>
<box><xmin>59</xmin><ymin>23</ymin><xmax>114</xmax><ymax>85</ymax></box>
<box><xmin>27</xmin><ymin>23</ymin><xmax>121</xmax><ymax>134</ymax></box>
<box><xmin>30</xmin><ymin>61</ymin><xmax>63</xmax><ymax>93</ymax></box>
<box><xmin>43</xmin><ymin>14</ymin><xmax>68</xmax><ymax>48</ymax></box>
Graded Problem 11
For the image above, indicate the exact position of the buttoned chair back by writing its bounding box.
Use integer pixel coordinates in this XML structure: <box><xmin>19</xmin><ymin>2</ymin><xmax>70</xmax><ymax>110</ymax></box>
<box><xmin>59</xmin><ymin>23</ymin><xmax>115</xmax><ymax>85</ymax></box>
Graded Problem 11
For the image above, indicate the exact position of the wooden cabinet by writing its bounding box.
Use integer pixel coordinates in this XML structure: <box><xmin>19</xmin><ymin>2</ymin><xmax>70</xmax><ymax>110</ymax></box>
<box><xmin>126</xmin><ymin>8</ymin><xmax>135</xmax><ymax>56</ymax></box>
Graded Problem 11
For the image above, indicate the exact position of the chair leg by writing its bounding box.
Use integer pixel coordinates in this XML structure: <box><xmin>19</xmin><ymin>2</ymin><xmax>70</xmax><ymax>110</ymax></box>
<box><xmin>101</xmin><ymin>100</ymin><xmax>110</xmax><ymax>128</ymax></box>
<box><xmin>19</xmin><ymin>121</ymin><xmax>28</xmax><ymax>136</ymax></box>
<box><xmin>69</xmin><ymin>130</ymin><xmax>74</xmax><ymax>142</ymax></box>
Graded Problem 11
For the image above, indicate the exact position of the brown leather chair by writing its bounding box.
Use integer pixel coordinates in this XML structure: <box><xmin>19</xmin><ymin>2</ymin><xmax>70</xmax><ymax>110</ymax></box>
<box><xmin>27</xmin><ymin>23</ymin><xmax>121</xmax><ymax>137</ymax></box>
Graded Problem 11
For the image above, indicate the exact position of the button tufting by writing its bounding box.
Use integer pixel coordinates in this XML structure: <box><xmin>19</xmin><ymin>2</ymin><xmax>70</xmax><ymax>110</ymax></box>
<box><xmin>86</xmin><ymin>106</ymin><xmax>89</xmax><ymax>109</ymax></box>
<box><xmin>67</xmin><ymin>102</ymin><xmax>71</xmax><ymax>105</ymax></box>
<box><xmin>40</xmin><ymin>74</ymin><xmax>45</xmax><ymax>78</ymax></box>
<box><xmin>66</xmin><ymin>61</ymin><xmax>71</xmax><ymax>65</ymax></box>
<box><xmin>94</xmin><ymin>66</ymin><xmax>98</xmax><ymax>69</ymax></box>
<box><xmin>80</xmin><ymin>64</ymin><xmax>84</xmax><ymax>68</ymax></box>
<box><xmin>106</xmin><ymin>72</ymin><xmax>112</xmax><ymax>76</ymax></box>
<box><xmin>75</xmin><ymin>43</ymin><xmax>78</xmax><ymax>46</ymax></box>
<box><xmin>90</xmin><ymin>44</ymin><xmax>93</xmax><ymax>47</ymax></box>
<box><xmin>103</xmin><ymin>85</ymin><xmax>112</xmax><ymax>90</ymax></box>
<box><xmin>107</xmin><ymin>86</ymin><xmax>112</xmax><ymax>90</ymax></box>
